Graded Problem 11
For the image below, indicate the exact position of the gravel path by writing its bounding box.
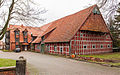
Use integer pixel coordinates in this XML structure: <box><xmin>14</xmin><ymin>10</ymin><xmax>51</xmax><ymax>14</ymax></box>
<box><xmin>0</xmin><ymin>51</ymin><xmax>120</xmax><ymax>75</ymax></box>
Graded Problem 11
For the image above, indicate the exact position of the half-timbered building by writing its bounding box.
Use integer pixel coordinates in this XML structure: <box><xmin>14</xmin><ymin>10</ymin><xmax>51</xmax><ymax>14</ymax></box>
<box><xmin>38</xmin><ymin>5</ymin><xmax>113</xmax><ymax>55</ymax></box>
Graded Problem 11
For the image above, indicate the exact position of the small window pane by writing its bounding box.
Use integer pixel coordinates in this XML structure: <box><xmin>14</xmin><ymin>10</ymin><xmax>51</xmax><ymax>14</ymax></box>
<box><xmin>16</xmin><ymin>45</ymin><xmax>19</xmax><ymax>48</ymax></box>
<box><xmin>92</xmin><ymin>45</ymin><xmax>96</xmax><ymax>49</ymax></box>
<box><xmin>101</xmin><ymin>45</ymin><xmax>103</xmax><ymax>48</ymax></box>
<box><xmin>54</xmin><ymin>45</ymin><xmax>57</xmax><ymax>52</ymax></box>
<box><xmin>16</xmin><ymin>38</ymin><xmax>19</xmax><ymax>42</ymax></box>
<box><xmin>80</xmin><ymin>33</ymin><xmax>83</xmax><ymax>37</ymax></box>
<box><xmin>108</xmin><ymin>44</ymin><xmax>110</xmax><ymax>48</ymax></box>
<box><xmin>83</xmin><ymin>45</ymin><xmax>87</xmax><ymax>49</ymax></box>
<box><xmin>24</xmin><ymin>38</ymin><xmax>28</xmax><ymax>42</ymax></box>
<box><xmin>47</xmin><ymin>45</ymin><xmax>50</xmax><ymax>51</ymax></box>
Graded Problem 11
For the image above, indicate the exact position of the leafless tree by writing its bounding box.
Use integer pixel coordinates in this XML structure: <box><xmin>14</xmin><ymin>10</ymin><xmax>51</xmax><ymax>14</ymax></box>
<box><xmin>96</xmin><ymin>0</ymin><xmax>119</xmax><ymax>27</ymax></box>
<box><xmin>0</xmin><ymin>0</ymin><xmax>46</xmax><ymax>40</ymax></box>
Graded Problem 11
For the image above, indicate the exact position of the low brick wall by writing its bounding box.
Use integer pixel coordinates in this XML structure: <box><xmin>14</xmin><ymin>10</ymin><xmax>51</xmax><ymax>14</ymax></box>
<box><xmin>0</xmin><ymin>66</ymin><xmax>16</xmax><ymax>75</ymax></box>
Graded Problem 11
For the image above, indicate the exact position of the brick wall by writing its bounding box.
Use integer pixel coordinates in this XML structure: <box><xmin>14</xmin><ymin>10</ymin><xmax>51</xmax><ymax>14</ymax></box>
<box><xmin>70</xmin><ymin>30</ymin><xmax>112</xmax><ymax>55</ymax></box>
<box><xmin>45</xmin><ymin>42</ymin><xmax>70</xmax><ymax>55</ymax></box>
<box><xmin>0</xmin><ymin>66</ymin><xmax>16</xmax><ymax>75</ymax></box>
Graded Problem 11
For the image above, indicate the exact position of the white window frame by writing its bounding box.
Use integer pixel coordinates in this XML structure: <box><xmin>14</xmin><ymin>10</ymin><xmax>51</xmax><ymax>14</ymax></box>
<box><xmin>83</xmin><ymin>45</ymin><xmax>87</xmax><ymax>49</ymax></box>
<box><xmin>80</xmin><ymin>33</ymin><xmax>83</xmax><ymax>37</ymax></box>
<box><xmin>54</xmin><ymin>45</ymin><xmax>57</xmax><ymax>52</ymax></box>
<box><xmin>92</xmin><ymin>44</ymin><xmax>96</xmax><ymax>49</ymax></box>
<box><xmin>100</xmin><ymin>44</ymin><xmax>103</xmax><ymax>49</ymax></box>
<box><xmin>107</xmin><ymin>44</ymin><xmax>110</xmax><ymax>48</ymax></box>
<box><xmin>59</xmin><ymin>46</ymin><xmax>63</xmax><ymax>53</ymax></box>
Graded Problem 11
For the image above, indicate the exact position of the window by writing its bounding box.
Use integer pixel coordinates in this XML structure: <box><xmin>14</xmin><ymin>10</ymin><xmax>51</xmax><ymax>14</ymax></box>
<box><xmin>106</xmin><ymin>35</ymin><xmax>109</xmax><ymax>39</ymax></box>
<box><xmin>80</xmin><ymin>33</ymin><xmax>83</xmax><ymax>37</ymax></box>
<box><xmin>101</xmin><ymin>44</ymin><xmax>103</xmax><ymax>48</ymax></box>
<box><xmin>92</xmin><ymin>45</ymin><xmax>96</xmax><ymax>49</ymax></box>
<box><xmin>15</xmin><ymin>31</ymin><xmax>20</xmax><ymax>35</ymax></box>
<box><xmin>107</xmin><ymin>44</ymin><xmax>110</xmax><ymax>48</ymax></box>
<box><xmin>23</xmin><ymin>31</ymin><xmax>27</xmax><ymax>36</ymax></box>
<box><xmin>47</xmin><ymin>45</ymin><xmax>50</xmax><ymax>51</ymax></box>
<box><xmin>60</xmin><ymin>46</ymin><xmax>63</xmax><ymax>53</ymax></box>
<box><xmin>41</xmin><ymin>36</ymin><xmax>44</xmax><ymax>41</ymax></box>
<box><xmin>24</xmin><ymin>38</ymin><xmax>28</xmax><ymax>43</ymax></box>
<box><xmin>93</xmin><ymin>7</ymin><xmax>100</xmax><ymax>14</ymax></box>
<box><xmin>16</xmin><ymin>38</ymin><xmax>19</xmax><ymax>42</ymax></box>
<box><xmin>37</xmin><ymin>45</ymin><xmax>40</xmax><ymax>49</ymax></box>
<box><xmin>54</xmin><ymin>45</ymin><xmax>57</xmax><ymax>52</ymax></box>
<box><xmin>16</xmin><ymin>45</ymin><xmax>19</xmax><ymax>48</ymax></box>
<box><xmin>83</xmin><ymin>45</ymin><xmax>87</xmax><ymax>49</ymax></box>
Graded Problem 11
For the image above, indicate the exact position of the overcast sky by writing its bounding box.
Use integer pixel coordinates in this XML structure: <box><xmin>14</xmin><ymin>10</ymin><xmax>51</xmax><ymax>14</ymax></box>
<box><xmin>33</xmin><ymin>0</ymin><xmax>96</xmax><ymax>26</ymax></box>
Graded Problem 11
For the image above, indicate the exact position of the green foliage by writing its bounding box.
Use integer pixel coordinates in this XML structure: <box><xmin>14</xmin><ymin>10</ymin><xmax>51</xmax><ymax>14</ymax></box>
<box><xmin>0</xmin><ymin>58</ymin><xmax>16</xmax><ymax>67</ymax></box>
<box><xmin>110</xmin><ymin>3</ymin><xmax>120</xmax><ymax>47</ymax></box>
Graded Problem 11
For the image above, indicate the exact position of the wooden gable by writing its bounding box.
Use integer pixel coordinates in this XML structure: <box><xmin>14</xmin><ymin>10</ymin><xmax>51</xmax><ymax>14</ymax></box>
<box><xmin>80</xmin><ymin>6</ymin><xmax>109</xmax><ymax>33</ymax></box>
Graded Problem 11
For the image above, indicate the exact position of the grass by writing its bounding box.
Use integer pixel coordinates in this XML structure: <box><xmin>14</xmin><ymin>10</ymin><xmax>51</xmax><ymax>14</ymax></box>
<box><xmin>0</xmin><ymin>58</ymin><xmax>16</xmax><ymax>67</ymax></box>
<box><xmin>78</xmin><ymin>52</ymin><xmax>120</xmax><ymax>60</ymax></box>
<box><xmin>2</xmin><ymin>50</ymin><xmax>13</xmax><ymax>52</ymax></box>
<box><xmin>78</xmin><ymin>52</ymin><xmax>120</xmax><ymax>66</ymax></box>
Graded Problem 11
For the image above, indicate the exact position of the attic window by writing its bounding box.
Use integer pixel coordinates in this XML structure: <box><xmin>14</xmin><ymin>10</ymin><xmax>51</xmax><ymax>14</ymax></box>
<box><xmin>15</xmin><ymin>31</ymin><xmax>20</xmax><ymax>35</ymax></box>
<box><xmin>23</xmin><ymin>31</ymin><xmax>27</xmax><ymax>36</ymax></box>
<box><xmin>93</xmin><ymin>7</ymin><xmax>100</xmax><ymax>14</ymax></box>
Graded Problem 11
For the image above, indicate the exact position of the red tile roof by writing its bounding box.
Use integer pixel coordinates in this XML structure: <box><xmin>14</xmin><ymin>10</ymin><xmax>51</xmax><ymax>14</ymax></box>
<box><xmin>8</xmin><ymin>24</ymin><xmax>50</xmax><ymax>43</ymax></box>
<box><xmin>42</xmin><ymin>5</ymin><xmax>109</xmax><ymax>43</ymax></box>
<box><xmin>32</xmin><ymin>24</ymin><xmax>50</xmax><ymax>43</ymax></box>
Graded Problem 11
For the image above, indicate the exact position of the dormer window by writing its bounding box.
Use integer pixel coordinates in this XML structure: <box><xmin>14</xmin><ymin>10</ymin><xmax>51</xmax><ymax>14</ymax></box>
<box><xmin>16</xmin><ymin>31</ymin><xmax>19</xmax><ymax>35</ymax></box>
<box><xmin>23</xmin><ymin>31</ymin><xmax>27</xmax><ymax>36</ymax></box>
<box><xmin>23</xmin><ymin>29</ymin><xmax>28</xmax><ymax>43</ymax></box>
<box><xmin>93</xmin><ymin>7</ymin><xmax>100</xmax><ymax>15</ymax></box>
<box><xmin>24</xmin><ymin>38</ymin><xmax>28</xmax><ymax>43</ymax></box>
<box><xmin>14</xmin><ymin>29</ymin><xmax>20</xmax><ymax>36</ymax></box>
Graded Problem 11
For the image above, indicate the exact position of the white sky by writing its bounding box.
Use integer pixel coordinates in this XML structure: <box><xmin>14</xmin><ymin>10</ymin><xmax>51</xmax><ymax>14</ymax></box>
<box><xmin>33</xmin><ymin>0</ymin><xmax>96</xmax><ymax>26</ymax></box>
<box><xmin>1</xmin><ymin>0</ymin><xmax>96</xmax><ymax>41</ymax></box>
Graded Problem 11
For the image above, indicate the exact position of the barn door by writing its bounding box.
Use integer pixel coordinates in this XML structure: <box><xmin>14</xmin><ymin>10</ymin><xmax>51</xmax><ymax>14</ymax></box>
<box><xmin>41</xmin><ymin>44</ymin><xmax>45</xmax><ymax>53</ymax></box>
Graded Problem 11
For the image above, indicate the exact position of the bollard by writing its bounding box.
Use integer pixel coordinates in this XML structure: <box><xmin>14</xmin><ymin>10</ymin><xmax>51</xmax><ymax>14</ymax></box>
<box><xmin>16</xmin><ymin>56</ymin><xmax>26</xmax><ymax>75</ymax></box>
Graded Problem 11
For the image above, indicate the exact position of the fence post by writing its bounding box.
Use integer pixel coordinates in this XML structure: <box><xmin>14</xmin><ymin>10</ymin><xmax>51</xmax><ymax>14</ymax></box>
<box><xmin>16</xmin><ymin>56</ymin><xmax>26</xmax><ymax>75</ymax></box>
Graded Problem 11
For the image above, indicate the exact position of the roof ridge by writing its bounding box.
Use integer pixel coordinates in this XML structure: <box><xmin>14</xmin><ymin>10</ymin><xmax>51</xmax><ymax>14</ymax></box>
<box><xmin>42</xmin><ymin>5</ymin><xmax>97</xmax><ymax>37</ymax></box>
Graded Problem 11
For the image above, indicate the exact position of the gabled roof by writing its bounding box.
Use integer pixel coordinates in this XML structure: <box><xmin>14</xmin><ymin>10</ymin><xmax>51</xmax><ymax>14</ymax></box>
<box><xmin>8</xmin><ymin>24</ymin><xmax>50</xmax><ymax>43</ymax></box>
<box><xmin>32</xmin><ymin>24</ymin><xmax>50</xmax><ymax>43</ymax></box>
<box><xmin>42</xmin><ymin>5</ymin><xmax>109</xmax><ymax>43</ymax></box>
<box><xmin>9</xmin><ymin>24</ymin><xmax>42</xmax><ymax>36</ymax></box>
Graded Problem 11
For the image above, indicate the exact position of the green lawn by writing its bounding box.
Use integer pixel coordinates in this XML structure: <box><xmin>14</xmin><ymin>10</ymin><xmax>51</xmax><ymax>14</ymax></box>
<box><xmin>79</xmin><ymin>52</ymin><xmax>120</xmax><ymax>60</ymax></box>
<box><xmin>2</xmin><ymin>50</ymin><xmax>12</xmax><ymax>52</ymax></box>
<box><xmin>0</xmin><ymin>58</ymin><xmax>16</xmax><ymax>67</ymax></box>
<box><xmin>78</xmin><ymin>52</ymin><xmax>120</xmax><ymax>66</ymax></box>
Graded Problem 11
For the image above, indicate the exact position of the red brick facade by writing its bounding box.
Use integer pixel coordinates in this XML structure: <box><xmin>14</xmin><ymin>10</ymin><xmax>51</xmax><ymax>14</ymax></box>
<box><xmin>70</xmin><ymin>30</ymin><xmax>112</xmax><ymax>55</ymax></box>
<box><xmin>39</xmin><ymin>5</ymin><xmax>113</xmax><ymax>55</ymax></box>
<box><xmin>43</xmin><ymin>30</ymin><xmax>112</xmax><ymax>55</ymax></box>
<box><xmin>45</xmin><ymin>43</ymin><xmax>70</xmax><ymax>55</ymax></box>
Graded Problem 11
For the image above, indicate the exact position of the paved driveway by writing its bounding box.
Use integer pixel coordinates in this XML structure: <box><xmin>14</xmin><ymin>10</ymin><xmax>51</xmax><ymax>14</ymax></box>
<box><xmin>0</xmin><ymin>51</ymin><xmax>120</xmax><ymax>75</ymax></box>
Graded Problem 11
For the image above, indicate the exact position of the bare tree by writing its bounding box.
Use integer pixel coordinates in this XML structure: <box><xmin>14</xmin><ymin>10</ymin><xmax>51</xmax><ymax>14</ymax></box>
<box><xmin>0</xmin><ymin>0</ymin><xmax>46</xmax><ymax>40</ymax></box>
<box><xmin>96</xmin><ymin>0</ymin><xmax>119</xmax><ymax>27</ymax></box>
